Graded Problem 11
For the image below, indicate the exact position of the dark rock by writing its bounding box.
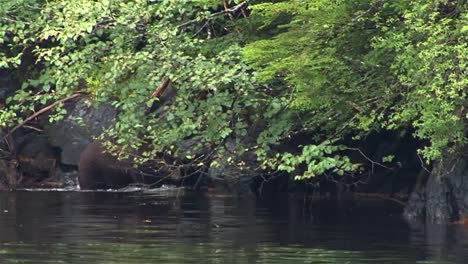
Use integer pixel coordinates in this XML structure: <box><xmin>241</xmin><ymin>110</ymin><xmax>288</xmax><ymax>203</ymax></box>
<box><xmin>0</xmin><ymin>159</ymin><xmax>18</xmax><ymax>189</ymax></box>
<box><xmin>0</xmin><ymin>129</ymin><xmax>19</xmax><ymax>189</ymax></box>
<box><xmin>405</xmin><ymin>149</ymin><xmax>468</xmax><ymax>223</ymax></box>
<box><xmin>403</xmin><ymin>191</ymin><xmax>426</xmax><ymax>221</ymax></box>
<box><xmin>0</xmin><ymin>129</ymin><xmax>17</xmax><ymax>189</ymax></box>
<box><xmin>176</xmin><ymin>138</ymin><xmax>210</xmax><ymax>161</ymax></box>
<box><xmin>44</xmin><ymin>98</ymin><xmax>117</xmax><ymax>166</ymax></box>
<box><xmin>17</xmin><ymin>134</ymin><xmax>58</xmax><ymax>179</ymax></box>
<box><xmin>208</xmin><ymin>139</ymin><xmax>258</xmax><ymax>194</ymax></box>
<box><xmin>0</xmin><ymin>70</ymin><xmax>18</xmax><ymax>104</ymax></box>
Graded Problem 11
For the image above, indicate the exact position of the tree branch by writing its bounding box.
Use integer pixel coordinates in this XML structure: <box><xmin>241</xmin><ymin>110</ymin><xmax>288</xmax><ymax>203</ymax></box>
<box><xmin>347</xmin><ymin>147</ymin><xmax>393</xmax><ymax>171</ymax></box>
<box><xmin>179</xmin><ymin>1</ymin><xmax>248</xmax><ymax>28</ymax></box>
<box><xmin>3</xmin><ymin>92</ymin><xmax>83</xmax><ymax>141</ymax></box>
<box><xmin>351</xmin><ymin>0</ymin><xmax>384</xmax><ymax>23</ymax></box>
<box><xmin>151</xmin><ymin>77</ymin><xmax>171</xmax><ymax>98</ymax></box>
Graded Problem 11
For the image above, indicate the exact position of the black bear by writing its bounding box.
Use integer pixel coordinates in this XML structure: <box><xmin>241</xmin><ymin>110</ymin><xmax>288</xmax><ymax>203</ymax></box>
<box><xmin>78</xmin><ymin>141</ymin><xmax>136</xmax><ymax>190</ymax></box>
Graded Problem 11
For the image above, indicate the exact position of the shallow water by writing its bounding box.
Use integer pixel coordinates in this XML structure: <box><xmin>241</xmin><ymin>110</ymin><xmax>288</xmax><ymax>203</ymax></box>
<box><xmin>0</xmin><ymin>190</ymin><xmax>467</xmax><ymax>263</ymax></box>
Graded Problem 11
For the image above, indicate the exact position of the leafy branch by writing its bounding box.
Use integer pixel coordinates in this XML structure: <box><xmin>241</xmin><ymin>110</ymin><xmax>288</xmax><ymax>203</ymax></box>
<box><xmin>2</xmin><ymin>92</ymin><xmax>84</xmax><ymax>141</ymax></box>
<box><xmin>178</xmin><ymin>1</ymin><xmax>248</xmax><ymax>28</ymax></box>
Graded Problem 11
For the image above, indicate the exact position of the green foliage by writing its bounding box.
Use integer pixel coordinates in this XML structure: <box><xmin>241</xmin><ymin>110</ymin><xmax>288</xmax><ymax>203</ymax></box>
<box><xmin>240</xmin><ymin>0</ymin><xmax>399</xmax><ymax>177</ymax></box>
<box><xmin>242</xmin><ymin>0</ymin><xmax>468</xmax><ymax>170</ymax></box>
<box><xmin>382</xmin><ymin>155</ymin><xmax>395</xmax><ymax>163</ymax></box>
<box><xmin>243</xmin><ymin>0</ymin><xmax>397</xmax><ymax>134</ymax></box>
<box><xmin>0</xmin><ymin>0</ymin><xmax>260</xmax><ymax>168</ymax></box>
<box><xmin>2</xmin><ymin>0</ymin><xmax>468</xmax><ymax>183</ymax></box>
<box><xmin>374</xmin><ymin>0</ymin><xmax>468</xmax><ymax>160</ymax></box>
<box><xmin>266</xmin><ymin>142</ymin><xmax>359</xmax><ymax>180</ymax></box>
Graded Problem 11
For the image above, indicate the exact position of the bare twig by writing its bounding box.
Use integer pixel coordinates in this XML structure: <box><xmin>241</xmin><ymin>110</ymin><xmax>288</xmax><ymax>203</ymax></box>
<box><xmin>179</xmin><ymin>1</ymin><xmax>248</xmax><ymax>28</ymax></box>
<box><xmin>354</xmin><ymin>193</ymin><xmax>406</xmax><ymax>206</ymax></box>
<box><xmin>151</xmin><ymin>77</ymin><xmax>171</xmax><ymax>98</ymax></box>
<box><xmin>22</xmin><ymin>125</ymin><xmax>43</xmax><ymax>132</ymax></box>
<box><xmin>347</xmin><ymin>147</ymin><xmax>393</xmax><ymax>171</ymax></box>
<box><xmin>223</xmin><ymin>0</ymin><xmax>234</xmax><ymax>20</ymax></box>
<box><xmin>417</xmin><ymin>153</ymin><xmax>432</xmax><ymax>173</ymax></box>
<box><xmin>345</xmin><ymin>100</ymin><xmax>365</xmax><ymax>113</ymax></box>
<box><xmin>351</xmin><ymin>0</ymin><xmax>383</xmax><ymax>22</ymax></box>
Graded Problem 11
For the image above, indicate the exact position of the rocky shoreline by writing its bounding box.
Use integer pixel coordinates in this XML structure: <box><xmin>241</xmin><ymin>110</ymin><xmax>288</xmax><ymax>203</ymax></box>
<box><xmin>3</xmin><ymin>72</ymin><xmax>468</xmax><ymax>224</ymax></box>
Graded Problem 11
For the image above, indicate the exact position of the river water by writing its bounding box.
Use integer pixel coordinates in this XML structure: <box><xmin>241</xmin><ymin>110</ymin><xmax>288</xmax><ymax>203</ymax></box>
<box><xmin>0</xmin><ymin>190</ymin><xmax>467</xmax><ymax>264</ymax></box>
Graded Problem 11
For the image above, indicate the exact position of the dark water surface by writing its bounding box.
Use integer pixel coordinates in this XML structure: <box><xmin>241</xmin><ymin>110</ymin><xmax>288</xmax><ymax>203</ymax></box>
<box><xmin>0</xmin><ymin>190</ymin><xmax>467</xmax><ymax>264</ymax></box>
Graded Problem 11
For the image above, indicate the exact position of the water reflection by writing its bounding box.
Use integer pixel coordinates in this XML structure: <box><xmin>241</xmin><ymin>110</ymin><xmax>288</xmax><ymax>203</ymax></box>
<box><xmin>0</xmin><ymin>191</ymin><xmax>467</xmax><ymax>263</ymax></box>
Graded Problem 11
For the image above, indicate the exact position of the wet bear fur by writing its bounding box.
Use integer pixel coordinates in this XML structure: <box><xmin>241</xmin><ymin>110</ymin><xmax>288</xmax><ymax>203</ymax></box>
<box><xmin>78</xmin><ymin>141</ymin><xmax>136</xmax><ymax>190</ymax></box>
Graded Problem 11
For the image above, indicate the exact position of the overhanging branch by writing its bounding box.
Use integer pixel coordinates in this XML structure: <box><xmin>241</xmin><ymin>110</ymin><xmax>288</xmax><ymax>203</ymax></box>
<box><xmin>179</xmin><ymin>1</ymin><xmax>248</xmax><ymax>28</ymax></box>
<box><xmin>2</xmin><ymin>92</ymin><xmax>84</xmax><ymax>141</ymax></box>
